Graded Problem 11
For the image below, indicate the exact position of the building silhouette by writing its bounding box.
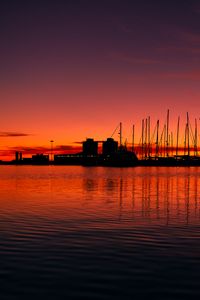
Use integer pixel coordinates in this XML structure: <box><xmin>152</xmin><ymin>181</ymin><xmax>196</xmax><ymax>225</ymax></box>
<box><xmin>32</xmin><ymin>154</ymin><xmax>49</xmax><ymax>163</ymax></box>
<box><xmin>15</xmin><ymin>151</ymin><xmax>22</xmax><ymax>162</ymax></box>
<box><xmin>102</xmin><ymin>138</ymin><xmax>118</xmax><ymax>156</ymax></box>
<box><xmin>82</xmin><ymin>138</ymin><xmax>98</xmax><ymax>156</ymax></box>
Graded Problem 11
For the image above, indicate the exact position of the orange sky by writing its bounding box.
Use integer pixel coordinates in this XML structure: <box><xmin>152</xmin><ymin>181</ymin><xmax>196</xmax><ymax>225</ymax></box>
<box><xmin>1</xmin><ymin>1</ymin><xmax>200</xmax><ymax>160</ymax></box>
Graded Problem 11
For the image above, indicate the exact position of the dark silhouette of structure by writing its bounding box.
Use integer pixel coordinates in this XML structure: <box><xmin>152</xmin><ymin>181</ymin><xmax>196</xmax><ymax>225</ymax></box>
<box><xmin>54</xmin><ymin>153</ymin><xmax>83</xmax><ymax>165</ymax></box>
<box><xmin>83</xmin><ymin>138</ymin><xmax>98</xmax><ymax>156</ymax></box>
<box><xmin>4</xmin><ymin>112</ymin><xmax>200</xmax><ymax>167</ymax></box>
<box><xmin>53</xmin><ymin>136</ymin><xmax>138</xmax><ymax>166</ymax></box>
<box><xmin>13</xmin><ymin>152</ymin><xmax>49</xmax><ymax>165</ymax></box>
<box><xmin>32</xmin><ymin>154</ymin><xmax>49</xmax><ymax>164</ymax></box>
<box><xmin>15</xmin><ymin>151</ymin><xmax>23</xmax><ymax>162</ymax></box>
<box><xmin>102</xmin><ymin>138</ymin><xmax>118</xmax><ymax>156</ymax></box>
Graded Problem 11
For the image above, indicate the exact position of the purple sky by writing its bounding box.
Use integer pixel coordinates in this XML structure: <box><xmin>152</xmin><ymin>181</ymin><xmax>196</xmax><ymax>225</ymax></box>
<box><xmin>0</xmin><ymin>0</ymin><xmax>200</xmax><ymax>158</ymax></box>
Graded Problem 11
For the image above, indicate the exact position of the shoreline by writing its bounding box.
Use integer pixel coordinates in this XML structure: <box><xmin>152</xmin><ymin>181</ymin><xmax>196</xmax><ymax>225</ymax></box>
<box><xmin>1</xmin><ymin>160</ymin><xmax>200</xmax><ymax>167</ymax></box>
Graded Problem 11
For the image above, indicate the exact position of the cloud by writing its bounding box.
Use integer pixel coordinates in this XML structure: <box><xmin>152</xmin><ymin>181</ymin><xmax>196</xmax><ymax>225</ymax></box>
<box><xmin>161</xmin><ymin>70</ymin><xmax>200</xmax><ymax>81</ymax></box>
<box><xmin>5</xmin><ymin>144</ymin><xmax>82</xmax><ymax>155</ymax></box>
<box><xmin>157</xmin><ymin>29</ymin><xmax>200</xmax><ymax>57</ymax></box>
<box><xmin>179</xmin><ymin>31</ymin><xmax>200</xmax><ymax>45</ymax></box>
<box><xmin>55</xmin><ymin>145</ymin><xmax>77</xmax><ymax>151</ymax></box>
<box><xmin>157</xmin><ymin>45</ymin><xmax>200</xmax><ymax>55</ymax></box>
<box><xmin>12</xmin><ymin>146</ymin><xmax>48</xmax><ymax>152</ymax></box>
<box><xmin>0</xmin><ymin>132</ymin><xmax>31</xmax><ymax>137</ymax></box>
<box><xmin>110</xmin><ymin>52</ymin><xmax>160</xmax><ymax>65</ymax></box>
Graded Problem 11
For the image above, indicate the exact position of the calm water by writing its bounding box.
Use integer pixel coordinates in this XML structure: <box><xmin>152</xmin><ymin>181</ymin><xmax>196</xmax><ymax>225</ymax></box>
<box><xmin>0</xmin><ymin>166</ymin><xmax>199</xmax><ymax>299</ymax></box>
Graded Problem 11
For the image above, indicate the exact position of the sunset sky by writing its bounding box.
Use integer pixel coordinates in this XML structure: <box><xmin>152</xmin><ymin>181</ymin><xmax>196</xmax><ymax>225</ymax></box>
<box><xmin>1</xmin><ymin>0</ymin><xmax>200</xmax><ymax>159</ymax></box>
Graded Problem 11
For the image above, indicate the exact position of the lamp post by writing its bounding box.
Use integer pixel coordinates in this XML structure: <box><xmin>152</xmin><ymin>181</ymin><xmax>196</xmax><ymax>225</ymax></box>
<box><xmin>50</xmin><ymin>140</ymin><xmax>54</xmax><ymax>162</ymax></box>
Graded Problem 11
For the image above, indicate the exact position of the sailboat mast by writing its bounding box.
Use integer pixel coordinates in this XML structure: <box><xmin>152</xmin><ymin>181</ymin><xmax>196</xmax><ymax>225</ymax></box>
<box><xmin>141</xmin><ymin>119</ymin><xmax>144</xmax><ymax>159</ymax></box>
<box><xmin>163</xmin><ymin>124</ymin><xmax>166</xmax><ymax>157</ymax></box>
<box><xmin>184</xmin><ymin>123</ymin><xmax>187</xmax><ymax>156</ymax></box>
<box><xmin>145</xmin><ymin>118</ymin><xmax>148</xmax><ymax>158</ymax></box>
<box><xmin>148</xmin><ymin>116</ymin><xmax>151</xmax><ymax>158</ymax></box>
<box><xmin>195</xmin><ymin>118</ymin><xmax>197</xmax><ymax>156</ymax></box>
<box><xmin>187</xmin><ymin>112</ymin><xmax>190</xmax><ymax>157</ymax></box>
<box><xmin>156</xmin><ymin>120</ymin><xmax>159</xmax><ymax>158</ymax></box>
<box><xmin>176</xmin><ymin>116</ymin><xmax>180</xmax><ymax>158</ymax></box>
<box><xmin>166</xmin><ymin>109</ymin><xmax>169</xmax><ymax>157</ymax></box>
<box><xmin>119</xmin><ymin>122</ymin><xmax>122</xmax><ymax>147</ymax></box>
<box><xmin>132</xmin><ymin>124</ymin><xmax>135</xmax><ymax>152</ymax></box>
<box><xmin>171</xmin><ymin>131</ymin><xmax>173</xmax><ymax>157</ymax></box>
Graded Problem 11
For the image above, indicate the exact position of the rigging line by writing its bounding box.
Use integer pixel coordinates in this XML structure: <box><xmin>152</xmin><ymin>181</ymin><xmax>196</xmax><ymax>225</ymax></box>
<box><xmin>110</xmin><ymin>123</ymin><xmax>120</xmax><ymax>138</ymax></box>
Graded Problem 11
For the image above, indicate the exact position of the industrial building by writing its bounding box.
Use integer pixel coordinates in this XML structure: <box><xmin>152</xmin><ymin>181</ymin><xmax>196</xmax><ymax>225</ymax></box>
<box><xmin>82</xmin><ymin>138</ymin><xmax>98</xmax><ymax>156</ymax></box>
<box><xmin>102</xmin><ymin>138</ymin><xmax>118</xmax><ymax>156</ymax></box>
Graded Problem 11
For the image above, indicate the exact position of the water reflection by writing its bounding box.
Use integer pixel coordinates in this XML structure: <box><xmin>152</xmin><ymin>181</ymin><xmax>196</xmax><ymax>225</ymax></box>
<box><xmin>0</xmin><ymin>166</ymin><xmax>200</xmax><ymax>299</ymax></box>
<box><xmin>80</xmin><ymin>168</ymin><xmax>200</xmax><ymax>226</ymax></box>
<box><xmin>0</xmin><ymin>166</ymin><xmax>199</xmax><ymax>226</ymax></box>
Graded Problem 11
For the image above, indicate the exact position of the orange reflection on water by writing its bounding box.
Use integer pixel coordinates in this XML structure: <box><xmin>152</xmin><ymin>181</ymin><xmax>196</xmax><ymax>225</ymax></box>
<box><xmin>0</xmin><ymin>166</ymin><xmax>199</xmax><ymax>228</ymax></box>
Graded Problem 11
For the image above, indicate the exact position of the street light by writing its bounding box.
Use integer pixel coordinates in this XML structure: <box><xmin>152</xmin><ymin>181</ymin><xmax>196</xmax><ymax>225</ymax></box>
<box><xmin>50</xmin><ymin>140</ymin><xmax>54</xmax><ymax>162</ymax></box>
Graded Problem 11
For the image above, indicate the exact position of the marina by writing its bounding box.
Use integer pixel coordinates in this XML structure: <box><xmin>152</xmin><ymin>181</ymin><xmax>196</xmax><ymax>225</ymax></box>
<box><xmin>1</xmin><ymin>1</ymin><xmax>200</xmax><ymax>299</ymax></box>
<box><xmin>2</xmin><ymin>111</ymin><xmax>200</xmax><ymax>167</ymax></box>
